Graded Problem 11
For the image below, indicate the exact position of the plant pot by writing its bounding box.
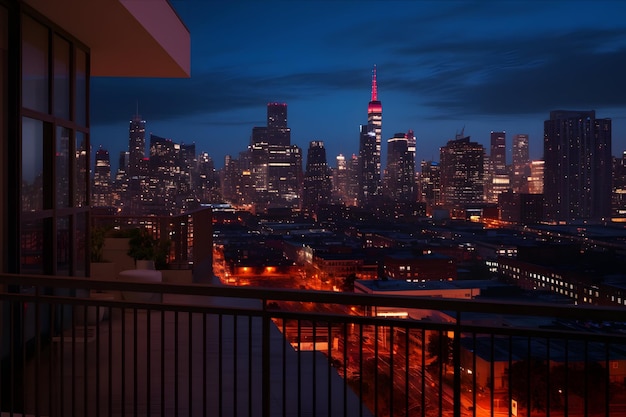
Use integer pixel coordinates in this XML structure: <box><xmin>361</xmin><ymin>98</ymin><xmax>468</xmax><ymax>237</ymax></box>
<box><xmin>136</xmin><ymin>259</ymin><xmax>155</xmax><ymax>270</ymax></box>
<box><xmin>118</xmin><ymin>269</ymin><xmax>162</xmax><ymax>302</ymax></box>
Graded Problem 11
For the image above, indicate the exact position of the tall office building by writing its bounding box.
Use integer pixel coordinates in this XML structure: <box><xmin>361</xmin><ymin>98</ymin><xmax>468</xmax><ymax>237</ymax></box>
<box><xmin>543</xmin><ymin>110</ymin><xmax>612</xmax><ymax>222</ymax></box>
<box><xmin>439</xmin><ymin>135</ymin><xmax>485</xmax><ymax>208</ymax></box>
<box><xmin>252</xmin><ymin>102</ymin><xmax>291</xmax><ymax>146</ymax></box>
<box><xmin>347</xmin><ymin>154</ymin><xmax>360</xmax><ymax>206</ymax></box>
<box><xmin>358</xmin><ymin>66</ymin><xmax>383</xmax><ymax>207</ymax></box>
<box><xmin>367</xmin><ymin>66</ymin><xmax>382</xmax><ymax>170</ymax></box>
<box><xmin>420</xmin><ymin>160</ymin><xmax>441</xmax><ymax>209</ymax></box>
<box><xmin>125</xmin><ymin>114</ymin><xmax>148</xmax><ymax>214</ymax></box>
<box><xmin>528</xmin><ymin>160</ymin><xmax>545</xmax><ymax>194</ymax></box>
<box><xmin>128</xmin><ymin>113</ymin><xmax>146</xmax><ymax>178</ymax></box>
<box><xmin>333</xmin><ymin>154</ymin><xmax>349</xmax><ymax>204</ymax></box>
<box><xmin>511</xmin><ymin>134</ymin><xmax>530</xmax><ymax>193</ymax></box>
<box><xmin>145</xmin><ymin>134</ymin><xmax>179</xmax><ymax>215</ymax></box>
<box><xmin>92</xmin><ymin>146</ymin><xmax>112</xmax><ymax>206</ymax></box>
<box><xmin>249</xmin><ymin>103</ymin><xmax>301</xmax><ymax>209</ymax></box>
<box><xmin>613</xmin><ymin>152</ymin><xmax>626</xmax><ymax>219</ymax></box>
<box><xmin>486</xmin><ymin>131</ymin><xmax>509</xmax><ymax>203</ymax></box>
<box><xmin>385</xmin><ymin>131</ymin><xmax>415</xmax><ymax>202</ymax></box>
<box><xmin>490</xmin><ymin>131</ymin><xmax>506</xmax><ymax>173</ymax></box>
<box><xmin>196</xmin><ymin>152</ymin><xmax>221</xmax><ymax>203</ymax></box>
<box><xmin>358</xmin><ymin>124</ymin><xmax>380</xmax><ymax>206</ymax></box>
<box><xmin>302</xmin><ymin>141</ymin><xmax>331</xmax><ymax>213</ymax></box>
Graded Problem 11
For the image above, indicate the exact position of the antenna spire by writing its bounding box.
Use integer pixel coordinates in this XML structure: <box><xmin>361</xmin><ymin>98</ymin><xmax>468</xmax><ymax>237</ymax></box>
<box><xmin>371</xmin><ymin>65</ymin><xmax>378</xmax><ymax>102</ymax></box>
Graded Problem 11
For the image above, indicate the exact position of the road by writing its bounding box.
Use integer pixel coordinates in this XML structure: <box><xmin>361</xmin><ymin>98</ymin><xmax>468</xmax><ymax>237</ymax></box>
<box><xmin>212</xmin><ymin>252</ymin><xmax>474</xmax><ymax>417</ymax></box>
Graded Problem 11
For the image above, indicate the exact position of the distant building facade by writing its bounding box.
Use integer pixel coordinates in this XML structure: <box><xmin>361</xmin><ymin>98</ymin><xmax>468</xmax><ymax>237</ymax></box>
<box><xmin>384</xmin><ymin>131</ymin><xmax>415</xmax><ymax>202</ymax></box>
<box><xmin>439</xmin><ymin>135</ymin><xmax>485</xmax><ymax>210</ymax></box>
<box><xmin>248</xmin><ymin>103</ymin><xmax>302</xmax><ymax>210</ymax></box>
<box><xmin>419</xmin><ymin>160</ymin><xmax>441</xmax><ymax>211</ymax></box>
<box><xmin>511</xmin><ymin>134</ymin><xmax>530</xmax><ymax>193</ymax></box>
<box><xmin>544</xmin><ymin>110</ymin><xmax>612</xmax><ymax>223</ymax></box>
<box><xmin>92</xmin><ymin>146</ymin><xmax>112</xmax><ymax>207</ymax></box>
<box><xmin>485</xmin><ymin>131</ymin><xmax>510</xmax><ymax>203</ymax></box>
<box><xmin>302</xmin><ymin>141</ymin><xmax>332</xmax><ymax>214</ymax></box>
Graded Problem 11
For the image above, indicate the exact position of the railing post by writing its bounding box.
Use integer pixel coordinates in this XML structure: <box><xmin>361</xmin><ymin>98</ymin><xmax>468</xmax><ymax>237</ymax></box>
<box><xmin>262</xmin><ymin>299</ymin><xmax>270</xmax><ymax>417</ymax></box>
<box><xmin>453</xmin><ymin>311</ymin><xmax>462</xmax><ymax>417</ymax></box>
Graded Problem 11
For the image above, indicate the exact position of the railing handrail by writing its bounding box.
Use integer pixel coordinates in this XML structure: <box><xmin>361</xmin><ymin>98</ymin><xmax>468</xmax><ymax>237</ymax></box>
<box><xmin>2</xmin><ymin>272</ymin><xmax>626</xmax><ymax>325</ymax></box>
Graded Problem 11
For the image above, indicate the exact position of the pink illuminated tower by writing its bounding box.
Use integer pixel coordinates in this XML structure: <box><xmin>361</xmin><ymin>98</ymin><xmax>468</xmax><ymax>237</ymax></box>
<box><xmin>367</xmin><ymin>65</ymin><xmax>382</xmax><ymax>178</ymax></box>
<box><xmin>359</xmin><ymin>65</ymin><xmax>383</xmax><ymax>205</ymax></box>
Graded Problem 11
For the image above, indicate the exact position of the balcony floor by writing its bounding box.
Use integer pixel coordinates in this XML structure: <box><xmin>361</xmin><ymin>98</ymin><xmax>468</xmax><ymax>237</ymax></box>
<box><xmin>18</xmin><ymin>276</ymin><xmax>372</xmax><ymax>417</ymax></box>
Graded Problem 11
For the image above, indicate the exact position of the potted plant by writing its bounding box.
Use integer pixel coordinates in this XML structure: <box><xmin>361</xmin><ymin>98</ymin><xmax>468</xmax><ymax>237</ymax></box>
<box><xmin>89</xmin><ymin>225</ymin><xmax>117</xmax><ymax>280</ymax></box>
<box><xmin>90</xmin><ymin>226</ymin><xmax>109</xmax><ymax>263</ymax></box>
<box><xmin>127</xmin><ymin>227</ymin><xmax>170</xmax><ymax>270</ymax></box>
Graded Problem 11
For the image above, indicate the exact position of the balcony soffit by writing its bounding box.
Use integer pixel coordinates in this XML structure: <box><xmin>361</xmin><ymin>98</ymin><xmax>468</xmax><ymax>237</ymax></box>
<box><xmin>24</xmin><ymin>0</ymin><xmax>191</xmax><ymax>78</ymax></box>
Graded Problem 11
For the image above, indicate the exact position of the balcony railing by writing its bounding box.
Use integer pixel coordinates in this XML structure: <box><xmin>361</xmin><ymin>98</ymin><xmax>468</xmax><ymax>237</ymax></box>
<box><xmin>1</xmin><ymin>272</ymin><xmax>626</xmax><ymax>417</ymax></box>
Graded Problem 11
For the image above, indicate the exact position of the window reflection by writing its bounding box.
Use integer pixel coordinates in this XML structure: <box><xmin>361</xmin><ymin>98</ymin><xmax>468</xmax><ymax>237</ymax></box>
<box><xmin>57</xmin><ymin>216</ymin><xmax>70</xmax><ymax>275</ymax></box>
<box><xmin>75</xmin><ymin>212</ymin><xmax>87</xmax><ymax>277</ymax></box>
<box><xmin>53</xmin><ymin>35</ymin><xmax>70</xmax><ymax>119</ymax></box>
<box><xmin>56</xmin><ymin>126</ymin><xmax>70</xmax><ymax>207</ymax></box>
<box><xmin>22</xmin><ymin>117</ymin><xmax>44</xmax><ymax>211</ymax></box>
<box><xmin>74</xmin><ymin>131</ymin><xmax>88</xmax><ymax>207</ymax></box>
<box><xmin>22</xmin><ymin>15</ymin><xmax>49</xmax><ymax>113</ymax></box>
<box><xmin>75</xmin><ymin>48</ymin><xmax>87</xmax><ymax>126</ymax></box>
<box><xmin>21</xmin><ymin>218</ymin><xmax>44</xmax><ymax>274</ymax></box>
<box><xmin>1</xmin><ymin>5</ymin><xmax>6</xmax><ymax>151</ymax></box>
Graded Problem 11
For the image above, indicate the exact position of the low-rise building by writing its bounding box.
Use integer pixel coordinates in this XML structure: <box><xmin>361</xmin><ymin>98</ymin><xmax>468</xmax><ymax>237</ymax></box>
<box><xmin>383</xmin><ymin>250</ymin><xmax>456</xmax><ymax>281</ymax></box>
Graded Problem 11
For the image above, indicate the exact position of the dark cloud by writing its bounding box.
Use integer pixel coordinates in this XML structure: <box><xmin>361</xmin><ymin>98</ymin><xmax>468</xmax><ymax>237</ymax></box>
<box><xmin>380</xmin><ymin>27</ymin><xmax>626</xmax><ymax>117</ymax></box>
<box><xmin>91</xmin><ymin>67</ymin><xmax>369</xmax><ymax>126</ymax></box>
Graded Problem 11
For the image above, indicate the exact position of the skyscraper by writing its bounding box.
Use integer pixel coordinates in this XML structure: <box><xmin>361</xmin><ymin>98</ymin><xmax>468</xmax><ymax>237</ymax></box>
<box><xmin>303</xmin><ymin>141</ymin><xmax>331</xmax><ymax>214</ymax></box>
<box><xmin>249</xmin><ymin>103</ymin><xmax>301</xmax><ymax>209</ymax></box>
<box><xmin>528</xmin><ymin>160</ymin><xmax>544</xmax><ymax>195</ymax></box>
<box><xmin>385</xmin><ymin>131</ymin><xmax>415</xmax><ymax>202</ymax></box>
<box><xmin>490</xmin><ymin>131</ymin><xmax>506</xmax><ymax>173</ymax></box>
<box><xmin>128</xmin><ymin>113</ymin><xmax>146</xmax><ymax>178</ymax></box>
<box><xmin>333</xmin><ymin>154</ymin><xmax>349</xmax><ymax>204</ymax></box>
<box><xmin>439</xmin><ymin>135</ymin><xmax>485</xmax><ymax>209</ymax></box>
<box><xmin>486</xmin><ymin>131</ymin><xmax>509</xmax><ymax>203</ymax></box>
<box><xmin>359</xmin><ymin>66</ymin><xmax>383</xmax><ymax>206</ymax></box>
<box><xmin>420</xmin><ymin>160</ymin><xmax>441</xmax><ymax>209</ymax></box>
<box><xmin>92</xmin><ymin>146</ymin><xmax>112</xmax><ymax>207</ymax></box>
<box><xmin>267</xmin><ymin>103</ymin><xmax>291</xmax><ymax>146</ymax></box>
<box><xmin>367</xmin><ymin>66</ymin><xmax>382</xmax><ymax>171</ymax></box>
<box><xmin>358</xmin><ymin>124</ymin><xmax>380</xmax><ymax>206</ymax></box>
<box><xmin>543</xmin><ymin>110</ymin><xmax>612</xmax><ymax>222</ymax></box>
<box><xmin>511</xmin><ymin>134</ymin><xmax>530</xmax><ymax>193</ymax></box>
<box><xmin>126</xmin><ymin>114</ymin><xmax>148</xmax><ymax>214</ymax></box>
<box><xmin>347</xmin><ymin>154</ymin><xmax>360</xmax><ymax>206</ymax></box>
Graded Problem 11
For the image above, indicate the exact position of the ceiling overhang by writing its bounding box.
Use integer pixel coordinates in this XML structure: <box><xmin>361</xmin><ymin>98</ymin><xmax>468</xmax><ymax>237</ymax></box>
<box><xmin>24</xmin><ymin>0</ymin><xmax>191</xmax><ymax>78</ymax></box>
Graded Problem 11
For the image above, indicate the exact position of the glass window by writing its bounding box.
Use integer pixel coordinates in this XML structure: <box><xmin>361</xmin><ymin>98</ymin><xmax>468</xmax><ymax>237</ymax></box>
<box><xmin>74</xmin><ymin>48</ymin><xmax>87</xmax><ymax>126</ymax></box>
<box><xmin>1</xmin><ymin>5</ymin><xmax>6</xmax><ymax>140</ymax></box>
<box><xmin>1</xmin><ymin>7</ymin><xmax>6</xmax><ymax>207</ymax></box>
<box><xmin>21</xmin><ymin>218</ymin><xmax>45</xmax><ymax>274</ymax></box>
<box><xmin>75</xmin><ymin>212</ymin><xmax>87</xmax><ymax>277</ymax></box>
<box><xmin>53</xmin><ymin>35</ymin><xmax>70</xmax><ymax>119</ymax></box>
<box><xmin>74</xmin><ymin>131</ymin><xmax>88</xmax><ymax>207</ymax></box>
<box><xmin>22</xmin><ymin>15</ymin><xmax>49</xmax><ymax>113</ymax></box>
<box><xmin>22</xmin><ymin>117</ymin><xmax>44</xmax><ymax>211</ymax></box>
<box><xmin>56</xmin><ymin>126</ymin><xmax>70</xmax><ymax>207</ymax></box>
<box><xmin>57</xmin><ymin>216</ymin><xmax>70</xmax><ymax>274</ymax></box>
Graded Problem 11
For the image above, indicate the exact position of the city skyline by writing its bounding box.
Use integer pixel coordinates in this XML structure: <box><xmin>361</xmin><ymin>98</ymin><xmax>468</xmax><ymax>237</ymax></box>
<box><xmin>91</xmin><ymin>1</ymin><xmax>626</xmax><ymax>172</ymax></box>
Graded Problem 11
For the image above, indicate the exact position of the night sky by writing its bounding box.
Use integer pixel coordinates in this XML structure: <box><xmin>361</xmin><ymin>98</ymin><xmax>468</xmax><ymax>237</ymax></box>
<box><xmin>91</xmin><ymin>1</ymin><xmax>626</xmax><ymax>172</ymax></box>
